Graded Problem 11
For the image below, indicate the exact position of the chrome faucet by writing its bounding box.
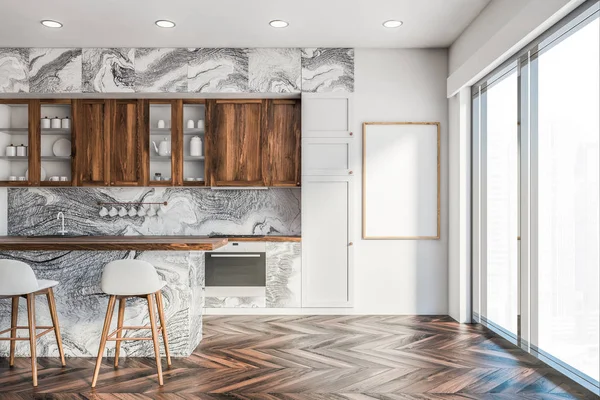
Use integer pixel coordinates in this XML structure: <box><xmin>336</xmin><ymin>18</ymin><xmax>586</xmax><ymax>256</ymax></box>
<box><xmin>57</xmin><ymin>212</ymin><xmax>68</xmax><ymax>235</ymax></box>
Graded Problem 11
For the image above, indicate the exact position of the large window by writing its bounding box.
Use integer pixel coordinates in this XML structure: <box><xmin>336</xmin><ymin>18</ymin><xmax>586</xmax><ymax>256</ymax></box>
<box><xmin>472</xmin><ymin>0</ymin><xmax>600</xmax><ymax>393</ymax></box>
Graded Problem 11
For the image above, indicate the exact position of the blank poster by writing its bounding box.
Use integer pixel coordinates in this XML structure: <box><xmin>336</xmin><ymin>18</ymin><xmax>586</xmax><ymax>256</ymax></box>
<box><xmin>362</xmin><ymin>122</ymin><xmax>440</xmax><ymax>239</ymax></box>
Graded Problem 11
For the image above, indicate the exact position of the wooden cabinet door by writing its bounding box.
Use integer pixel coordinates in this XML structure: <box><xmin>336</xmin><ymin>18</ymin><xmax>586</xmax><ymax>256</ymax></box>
<box><xmin>109</xmin><ymin>100</ymin><xmax>147</xmax><ymax>186</ymax></box>
<box><xmin>206</xmin><ymin>99</ymin><xmax>265</xmax><ymax>186</ymax></box>
<box><xmin>265</xmin><ymin>99</ymin><xmax>301</xmax><ymax>187</ymax></box>
<box><xmin>302</xmin><ymin>175</ymin><xmax>354</xmax><ymax>307</ymax></box>
<box><xmin>73</xmin><ymin>99</ymin><xmax>110</xmax><ymax>186</ymax></box>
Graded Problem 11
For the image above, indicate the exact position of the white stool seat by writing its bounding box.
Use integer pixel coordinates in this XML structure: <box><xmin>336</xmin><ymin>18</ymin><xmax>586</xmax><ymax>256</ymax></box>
<box><xmin>101</xmin><ymin>260</ymin><xmax>166</xmax><ymax>295</ymax></box>
<box><xmin>37</xmin><ymin>279</ymin><xmax>59</xmax><ymax>291</ymax></box>
<box><xmin>0</xmin><ymin>259</ymin><xmax>59</xmax><ymax>296</ymax></box>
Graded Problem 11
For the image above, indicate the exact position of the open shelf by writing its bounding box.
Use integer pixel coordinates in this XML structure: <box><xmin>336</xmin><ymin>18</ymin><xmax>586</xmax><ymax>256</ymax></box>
<box><xmin>41</xmin><ymin>129</ymin><xmax>71</xmax><ymax>135</ymax></box>
<box><xmin>0</xmin><ymin>156</ymin><xmax>27</xmax><ymax>160</ymax></box>
<box><xmin>41</xmin><ymin>156</ymin><xmax>71</xmax><ymax>161</ymax></box>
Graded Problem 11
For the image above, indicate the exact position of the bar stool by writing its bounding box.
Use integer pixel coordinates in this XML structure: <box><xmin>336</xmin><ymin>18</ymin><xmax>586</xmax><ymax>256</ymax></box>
<box><xmin>0</xmin><ymin>259</ymin><xmax>66</xmax><ymax>387</ymax></box>
<box><xmin>91</xmin><ymin>260</ymin><xmax>171</xmax><ymax>388</ymax></box>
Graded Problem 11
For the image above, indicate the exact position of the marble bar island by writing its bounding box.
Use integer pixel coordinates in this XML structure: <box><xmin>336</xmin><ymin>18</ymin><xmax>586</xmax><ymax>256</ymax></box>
<box><xmin>0</xmin><ymin>186</ymin><xmax>302</xmax><ymax>358</ymax></box>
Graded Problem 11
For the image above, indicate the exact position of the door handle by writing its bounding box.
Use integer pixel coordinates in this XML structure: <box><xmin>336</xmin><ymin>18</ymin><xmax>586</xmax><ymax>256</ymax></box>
<box><xmin>209</xmin><ymin>254</ymin><xmax>261</xmax><ymax>258</ymax></box>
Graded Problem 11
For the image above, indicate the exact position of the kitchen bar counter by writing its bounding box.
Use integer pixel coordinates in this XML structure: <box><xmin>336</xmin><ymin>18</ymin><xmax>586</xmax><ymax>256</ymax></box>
<box><xmin>0</xmin><ymin>236</ymin><xmax>228</xmax><ymax>251</ymax></box>
<box><xmin>0</xmin><ymin>235</ymin><xmax>301</xmax><ymax>251</ymax></box>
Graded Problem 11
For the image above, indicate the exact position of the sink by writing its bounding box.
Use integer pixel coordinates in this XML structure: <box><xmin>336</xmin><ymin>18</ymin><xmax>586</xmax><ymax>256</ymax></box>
<box><xmin>26</xmin><ymin>234</ymin><xmax>85</xmax><ymax>238</ymax></box>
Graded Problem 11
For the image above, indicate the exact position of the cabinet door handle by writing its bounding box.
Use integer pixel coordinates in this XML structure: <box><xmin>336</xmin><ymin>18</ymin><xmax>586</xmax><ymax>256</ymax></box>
<box><xmin>348</xmin><ymin>242</ymin><xmax>354</xmax><ymax>246</ymax></box>
<box><xmin>349</xmin><ymin>171</ymin><xmax>353</xmax><ymax>175</ymax></box>
<box><xmin>349</xmin><ymin>132</ymin><xmax>353</xmax><ymax>136</ymax></box>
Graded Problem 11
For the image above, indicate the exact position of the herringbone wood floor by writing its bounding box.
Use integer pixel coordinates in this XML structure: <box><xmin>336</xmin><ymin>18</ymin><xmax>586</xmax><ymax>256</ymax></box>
<box><xmin>0</xmin><ymin>315</ymin><xmax>597</xmax><ymax>399</ymax></box>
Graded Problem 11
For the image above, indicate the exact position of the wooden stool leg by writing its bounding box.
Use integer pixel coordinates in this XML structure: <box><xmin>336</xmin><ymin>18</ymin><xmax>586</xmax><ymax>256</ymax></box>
<box><xmin>9</xmin><ymin>296</ymin><xmax>18</xmax><ymax>367</ymax></box>
<box><xmin>114</xmin><ymin>298</ymin><xmax>126</xmax><ymax>368</ymax></box>
<box><xmin>155</xmin><ymin>291</ymin><xmax>171</xmax><ymax>367</ymax></box>
<box><xmin>46</xmin><ymin>288</ymin><xmax>66</xmax><ymax>367</ymax></box>
<box><xmin>26</xmin><ymin>294</ymin><xmax>37</xmax><ymax>387</ymax></box>
<box><xmin>91</xmin><ymin>295</ymin><xmax>116</xmax><ymax>388</ymax></box>
<box><xmin>146</xmin><ymin>294</ymin><xmax>163</xmax><ymax>386</ymax></box>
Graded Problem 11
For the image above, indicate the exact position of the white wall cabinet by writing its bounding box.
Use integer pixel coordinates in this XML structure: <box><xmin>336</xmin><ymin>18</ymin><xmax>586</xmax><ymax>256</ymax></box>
<box><xmin>302</xmin><ymin>94</ymin><xmax>354</xmax><ymax>138</ymax></box>
<box><xmin>302</xmin><ymin>176</ymin><xmax>354</xmax><ymax>307</ymax></box>
<box><xmin>302</xmin><ymin>138</ymin><xmax>353</xmax><ymax>176</ymax></box>
<box><xmin>301</xmin><ymin>93</ymin><xmax>354</xmax><ymax>307</ymax></box>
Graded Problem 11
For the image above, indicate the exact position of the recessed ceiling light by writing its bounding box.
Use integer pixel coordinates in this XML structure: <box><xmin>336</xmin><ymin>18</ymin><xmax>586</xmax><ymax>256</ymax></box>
<box><xmin>382</xmin><ymin>20</ymin><xmax>403</xmax><ymax>28</ymax></box>
<box><xmin>41</xmin><ymin>20</ymin><xmax>63</xmax><ymax>28</ymax></box>
<box><xmin>155</xmin><ymin>20</ymin><xmax>176</xmax><ymax>28</ymax></box>
<box><xmin>269</xmin><ymin>20</ymin><xmax>289</xmax><ymax>28</ymax></box>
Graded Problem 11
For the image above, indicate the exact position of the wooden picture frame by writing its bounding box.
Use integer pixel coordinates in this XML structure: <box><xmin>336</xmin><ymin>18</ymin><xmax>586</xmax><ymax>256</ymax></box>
<box><xmin>362</xmin><ymin>122</ymin><xmax>441</xmax><ymax>240</ymax></box>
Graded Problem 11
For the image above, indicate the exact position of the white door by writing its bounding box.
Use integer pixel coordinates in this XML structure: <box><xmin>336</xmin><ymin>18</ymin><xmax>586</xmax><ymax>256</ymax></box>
<box><xmin>302</xmin><ymin>175</ymin><xmax>354</xmax><ymax>307</ymax></box>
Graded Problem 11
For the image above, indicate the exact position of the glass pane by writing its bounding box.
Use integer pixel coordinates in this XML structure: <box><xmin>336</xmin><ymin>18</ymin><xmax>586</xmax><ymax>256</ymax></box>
<box><xmin>0</xmin><ymin>103</ymin><xmax>29</xmax><ymax>182</ymax></box>
<box><xmin>486</xmin><ymin>68</ymin><xmax>519</xmax><ymax>335</ymax></box>
<box><xmin>183</xmin><ymin>104</ymin><xmax>205</xmax><ymax>183</ymax></box>
<box><xmin>41</xmin><ymin>103</ymin><xmax>72</xmax><ymax>183</ymax></box>
<box><xmin>536</xmin><ymin>16</ymin><xmax>600</xmax><ymax>381</ymax></box>
<box><xmin>149</xmin><ymin>104</ymin><xmax>172</xmax><ymax>183</ymax></box>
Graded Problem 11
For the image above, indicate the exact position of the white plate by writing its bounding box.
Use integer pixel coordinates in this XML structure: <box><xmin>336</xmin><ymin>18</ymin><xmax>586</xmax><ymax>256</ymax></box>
<box><xmin>26</xmin><ymin>167</ymin><xmax>46</xmax><ymax>181</ymax></box>
<box><xmin>52</xmin><ymin>138</ymin><xmax>71</xmax><ymax>157</ymax></box>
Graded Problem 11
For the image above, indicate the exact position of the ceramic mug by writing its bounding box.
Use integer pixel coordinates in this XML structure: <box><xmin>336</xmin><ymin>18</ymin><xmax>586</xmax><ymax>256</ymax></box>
<box><xmin>60</xmin><ymin>176</ymin><xmax>68</xmax><ymax>181</ymax></box>
<box><xmin>108</xmin><ymin>207</ymin><xmax>118</xmax><ymax>217</ymax></box>
<box><xmin>158</xmin><ymin>120</ymin><xmax>165</xmax><ymax>129</ymax></box>
<box><xmin>99</xmin><ymin>207</ymin><xmax>109</xmax><ymax>217</ymax></box>
<box><xmin>8</xmin><ymin>176</ymin><xmax>17</xmax><ymax>181</ymax></box>
<box><xmin>197</xmin><ymin>120</ymin><xmax>205</xmax><ymax>130</ymax></box>
<box><xmin>49</xmin><ymin>176</ymin><xmax>60</xmax><ymax>181</ymax></box>
<box><xmin>187</xmin><ymin>120</ymin><xmax>195</xmax><ymax>129</ymax></box>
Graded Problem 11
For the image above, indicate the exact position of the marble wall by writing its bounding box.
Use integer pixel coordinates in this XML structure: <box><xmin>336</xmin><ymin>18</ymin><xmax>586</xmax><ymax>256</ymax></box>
<box><xmin>7</xmin><ymin>187</ymin><xmax>301</xmax><ymax>237</ymax></box>
<box><xmin>0</xmin><ymin>47</ymin><xmax>353</xmax><ymax>94</ymax></box>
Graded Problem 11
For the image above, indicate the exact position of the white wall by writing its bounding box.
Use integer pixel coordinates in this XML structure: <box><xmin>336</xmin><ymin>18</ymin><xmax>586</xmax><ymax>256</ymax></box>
<box><xmin>447</xmin><ymin>0</ymin><xmax>585</xmax><ymax>96</ymax></box>
<box><xmin>352</xmin><ymin>48</ymin><xmax>449</xmax><ymax>314</ymax></box>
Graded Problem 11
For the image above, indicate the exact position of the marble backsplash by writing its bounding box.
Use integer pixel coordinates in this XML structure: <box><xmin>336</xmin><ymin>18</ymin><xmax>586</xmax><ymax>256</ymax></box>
<box><xmin>7</xmin><ymin>187</ymin><xmax>301</xmax><ymax>236</ymax></box>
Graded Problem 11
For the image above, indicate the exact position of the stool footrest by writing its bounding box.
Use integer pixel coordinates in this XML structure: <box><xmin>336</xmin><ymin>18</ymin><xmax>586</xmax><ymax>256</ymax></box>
<box><xmin>0</xmin><ymin>326</ymin><xmax>55</xmax><ymax>338</ymax></box>
<box><xmin>106</xmin><ymin>326</ymin><xmax>163</xmax><ymax>339</ymax></box>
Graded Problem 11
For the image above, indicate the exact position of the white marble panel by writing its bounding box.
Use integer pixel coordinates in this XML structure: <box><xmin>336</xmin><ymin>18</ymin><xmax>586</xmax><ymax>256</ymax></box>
<box><xmin>301</xmin><ymin>48</ymin><xmax>354</xmax><ymax>93</ymax></box>
<box><xmin>83</xmin><ymin>48</ymin><xmax>135</xmax><ymax>93</ymax></box>
<box><xmin>188</xmin><ymin>48</ymin><xmax>248</xmax><ymax>93</ymax></box>
<box><xmin>29</xmin><ymin>48</ymin><xmax>82</xmax><ymax>93</ymax></box>
<box><xmin>135</xmin><ymin>48</ymin><xmax>188</xmax><ymax>93</ymax></box>
<box><xmin>248</xmin><ymin>48</ymin><xmax>300</xmax><ymax>93</ymax></box>
<box><xmin>0</xmin><ymin>48</ymin><xmax>29</xmax><ymax>93</ymax></box>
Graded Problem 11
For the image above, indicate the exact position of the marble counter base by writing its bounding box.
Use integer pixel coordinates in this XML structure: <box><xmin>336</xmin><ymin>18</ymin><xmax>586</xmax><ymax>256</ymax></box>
<box><xmin>0</xmin><ymin>250</ymin><xmax>204</xmax><ymax>358</ymax></box>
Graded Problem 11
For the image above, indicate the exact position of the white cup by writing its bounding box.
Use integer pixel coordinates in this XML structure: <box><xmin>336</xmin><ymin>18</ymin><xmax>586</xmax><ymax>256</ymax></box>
<box><xmin>187</xmin><ymin>120</ymin><xmax>195</xmax><ymax>129</ymax></box>
<box><xmin>197</xmin><ymin>120</ymin><xmax>205</xmax><ymax>130</ymax></box>
<box><xmin>128</xmin><ymin>206</ymin><xmax>137</xmax><ymax>217</ymax></box>
<box><xmin>108</xmin><ymin>207</ymin><xmax>118</xmax><ymax>217</ymax></box>
<box><xmin>8</xmin><ymin>176</ymin><xmax>17</xmax><ymax>181</ymax></box>
<box><xmin>158</xmin><ymin>120</ymin><xmax>165</xmax><ymax>129</ymax></box>
<box><xmin>60</xmin><ymin>176</ymin><xmax>68</xmax><ymax>181</ymax></box>
<box><xmin>185</xmin><ymin>177</ymin><xmax>194</xmax><ymax>181</ymax></box>
<box><xmin>18</xmin><ymin>176</ymin><xmax>26</xmax><ymax>181</ymax></box>
<box><xmin>99</xmin><ymin>207</ymin><xmax>109</xmax><ymax>217</ymax></box>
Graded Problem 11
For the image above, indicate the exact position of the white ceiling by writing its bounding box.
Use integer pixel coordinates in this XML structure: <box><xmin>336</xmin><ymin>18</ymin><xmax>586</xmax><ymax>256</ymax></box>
<box><xmin>0</xmin><ymin>0</ymin><xmax>490</xmax><ymax>48</ymax></box>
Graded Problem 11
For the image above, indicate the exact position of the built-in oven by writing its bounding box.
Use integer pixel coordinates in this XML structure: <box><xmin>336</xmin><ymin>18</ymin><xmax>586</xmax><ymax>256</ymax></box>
<box><xmin>205</xmin><ymin>242</ymin><xmax>266</xmax><ymax>297</ymax></box>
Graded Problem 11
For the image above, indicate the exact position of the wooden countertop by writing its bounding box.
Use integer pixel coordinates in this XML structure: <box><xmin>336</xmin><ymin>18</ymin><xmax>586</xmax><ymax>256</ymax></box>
<box><xmin>0</xmin><ymin>236</ymin><xmax>229</xmax><ymax>251</ymax></box>
<box><xmin>0</xmin><ymin>235</ymin><xmax>301</xmax><ymax>251</ymax></box>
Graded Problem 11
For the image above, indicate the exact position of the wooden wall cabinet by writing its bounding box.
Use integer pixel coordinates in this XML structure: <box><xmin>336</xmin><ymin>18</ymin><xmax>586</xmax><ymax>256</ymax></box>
<box><xmin>265</xmin><ymin>99</ymin><xmax>301</xmax><ymax>187</ymax></box>
<box><xmin>206</xmin><ymin>99</ymin><xmax>266</xmax><ymax>186</ymax></box>
<box><xmin>110</xmin><ymin>100</ymin><xmax>147</xmax><ymax>186</ymax></box>
<box><xmin>2</xmin><ymin>97</ymin><xmax>301</xmax><ymax>188</ymax></box>
<box><xmin>73</xmin><ymin>99</ymin><xmax>110</xmax><ymax>186</ymax></box>
<box><xmin>74</xmin><ymin>99</ymin><xmax>146</xmax><ymax>187</ymax></box>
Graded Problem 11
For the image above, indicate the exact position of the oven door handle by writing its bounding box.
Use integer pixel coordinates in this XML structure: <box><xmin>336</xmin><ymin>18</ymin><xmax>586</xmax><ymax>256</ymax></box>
<box><xmin>209</xmin><ymin>254</ymin><xmax>262</xmax><ymax>258</ymax></box>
